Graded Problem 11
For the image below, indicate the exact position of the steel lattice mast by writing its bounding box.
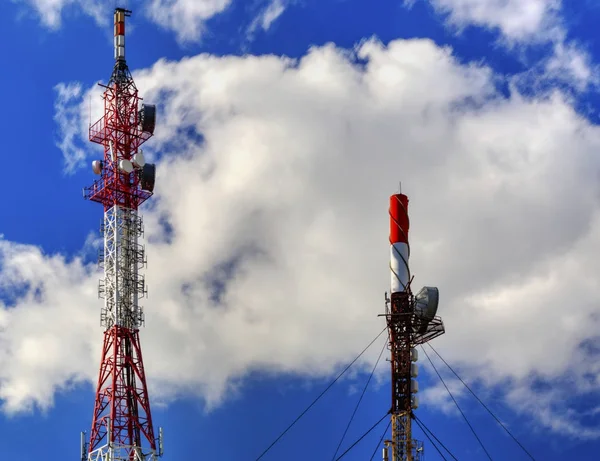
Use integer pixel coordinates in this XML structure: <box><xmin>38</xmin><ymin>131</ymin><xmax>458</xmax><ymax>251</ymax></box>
<box><xmin>381</xmin><ymin>186</ymin><xmax>445</xmax><ymax>461</ymax></box>
<box><xmin>81</xmin><ymin>7</ymin><xmax>163</xmax><ymax>461</ymax></box>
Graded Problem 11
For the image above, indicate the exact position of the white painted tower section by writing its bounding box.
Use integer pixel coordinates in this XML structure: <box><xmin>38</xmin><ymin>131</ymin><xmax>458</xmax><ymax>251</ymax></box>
<box><xmin>99</xmin><ymin>206</ymin><xmax>146</xmax><ymax>331</ymax></box>
<box><xmin>390</xmin><ymin>243</ymin><xmax>409</xmax><ymax>293</ymax></box>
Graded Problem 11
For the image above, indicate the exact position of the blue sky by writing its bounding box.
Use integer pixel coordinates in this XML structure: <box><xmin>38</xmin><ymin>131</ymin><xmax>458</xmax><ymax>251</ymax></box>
<box><xmin>2</xmin><ymin>0</ymin><xmax>600</xmax><ymax>459</ymax></box>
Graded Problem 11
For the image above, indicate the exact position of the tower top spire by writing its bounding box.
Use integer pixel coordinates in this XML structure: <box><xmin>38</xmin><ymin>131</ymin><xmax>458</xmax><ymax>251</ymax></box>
<box><xmin>113</xmin><ymin>8</ymin><xmax>131</xmax><ymax>62</ymax></box>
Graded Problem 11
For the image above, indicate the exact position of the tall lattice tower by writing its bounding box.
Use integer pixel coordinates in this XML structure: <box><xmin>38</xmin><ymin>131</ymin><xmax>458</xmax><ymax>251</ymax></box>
<box><xmin>80</xmin><ymin>7</ymin><xmax>163</xmax><ymax>461</ymax></box>
<box><xmin>382</xmin><ymin>187</ymin><xmax>445</xmax><ymax>461</ymax></box>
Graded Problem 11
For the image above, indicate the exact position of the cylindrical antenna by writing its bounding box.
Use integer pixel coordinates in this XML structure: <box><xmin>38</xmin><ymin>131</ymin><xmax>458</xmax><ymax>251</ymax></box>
<box><xmin>109</xmin><ymin>140</ymin><xmax>116</xmax><ymax>162</ymax></box>
<box><xmin>106</xmin><ymin>417</ymin><xmax>112</xmax><ymax>445</ymax></box>
<box><xmin>158</xmin><ymin>427</ymin><xmax>164</xmax><ymax>456</ymax></box>
<box><xmin>80</xmin><ymin>432</ymin><xmax>87</xmax><ymax>461</ymax></box>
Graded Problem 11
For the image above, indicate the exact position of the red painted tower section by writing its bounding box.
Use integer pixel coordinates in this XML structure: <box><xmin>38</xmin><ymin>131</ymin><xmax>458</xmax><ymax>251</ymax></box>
<box><xmin>81</xmin><ymin>8</ymin><xmax>162</xmax><ymax>461</ymax></box>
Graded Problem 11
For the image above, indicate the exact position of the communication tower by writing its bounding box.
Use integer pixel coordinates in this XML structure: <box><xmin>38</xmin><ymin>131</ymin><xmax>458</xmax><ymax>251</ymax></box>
<box><xmin>381</xmin><ymin>187</ymin><xmax>445</xmax><ymax>461</ymax></box>
<box><xmin>80</xmin><ymin>8</ymin><xmax>164</xmax><ymax>461</ymax></box>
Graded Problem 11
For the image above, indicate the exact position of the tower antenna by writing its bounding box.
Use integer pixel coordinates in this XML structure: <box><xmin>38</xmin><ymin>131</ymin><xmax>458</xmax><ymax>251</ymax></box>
<box><xmin>81</xmin><ymin>7</ymin><xmax>162</xmax><ymax>461</ymax></box>
<box><xmin>380</xmin><ymin>186</ymin><xmax>445</xmax><ymax>460</ymax></box>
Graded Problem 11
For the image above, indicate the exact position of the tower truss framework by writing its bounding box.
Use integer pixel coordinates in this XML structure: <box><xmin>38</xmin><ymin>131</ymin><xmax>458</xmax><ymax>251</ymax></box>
<box><xmin>381</xmin><ymin>190</ymin><xmax>445</xmax><ymax>461</ymax></box>
<box><xmin>81</xmin><ymin>7</ymin><xmax>162</xmax><ymax>461</ymax></box>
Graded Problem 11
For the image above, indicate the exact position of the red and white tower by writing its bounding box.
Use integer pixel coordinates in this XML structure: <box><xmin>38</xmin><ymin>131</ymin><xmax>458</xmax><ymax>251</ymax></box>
<box><xmin>81</xmin><ymin>8</ymin><xmax>163</xmax><ymax>461</ymax></box>
<box><xmin>382</xmin><ymin>186</ymin><xmax>445</xmax><ymax>461</ymax></box>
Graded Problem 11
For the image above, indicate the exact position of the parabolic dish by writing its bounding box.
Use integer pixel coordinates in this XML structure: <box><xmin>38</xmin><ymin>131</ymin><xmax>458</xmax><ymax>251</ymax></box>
<box><xmin>119</xmin><ymin>159</ymin><xmax>134</xmax><ymax>173</ymax></box>
<box><xmin>414</xmin><ymin>286</ymin><xmax>439</xmax><ymax>322</ymax></box>
<box><xmin>133</xmin><ymin>152</ymin><xmax>145</xmax><ymax>168</ymax></box>
<box><xmin>92</xmin><ymin>160</ymin><xmax>103</xmax><ymax>175</ymax></box>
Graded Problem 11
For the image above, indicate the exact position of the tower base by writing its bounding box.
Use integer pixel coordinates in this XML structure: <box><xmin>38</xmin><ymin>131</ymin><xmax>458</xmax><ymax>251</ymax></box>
<box><xmin>88</xmin><ymin>444</ymin><xmax>159</xmax><ymax>461</ymax></box>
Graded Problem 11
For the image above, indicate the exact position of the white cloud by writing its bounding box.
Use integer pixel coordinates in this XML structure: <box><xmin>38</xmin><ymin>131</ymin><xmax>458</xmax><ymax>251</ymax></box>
<box><xmin>248</xmin><ymin>0</ymin><xmax>287</xmax><ymax>37</ymax></box>
<box><xmin>545</xmin><ymin>41</ymin><xmax>597</xmax><ymax>91</ymax></box>
<box><xmin>506</xmin><ymin>386</ymin><xmax>600</xmax><ymax>440</ymax></box>
<box><xmin>413</xmin><ymin>0</ymin><xmax>595</xmax><ymax>90</ymax></box>
<box><xmin>54</xmin><ymin>82</ymin><xmax>84</xmax><ymax>173</ymax></box>
<box><xmin>13</xmin><ymin>0</ymin><xmax>231</xmax><ymax>43</ymax></box>
<box><xmin>146</xmin><ymin>0</ymin><xmax>232</xmax><ymax>43</ymax></box>
<box><xmin>2</xmin><ymin>38</ymin><xmax>600</xmax><ymax>437</ymax></box>
<box><xmin>0</xmin><ymin>239</ymin><xmax>99</xmax><ymax>413</ymax></box>
<box><xmin>59</xmin><ymin>81</ymin><xmax>105</xmax><ymax>174</ymax></box>
<box><xmin>12</xmin><ymin>0</ymin><xmax>105</xmax><ymax>28</ymax></box>
<box><xmin>17</xmin><ymin>0</ymin><xmax>596</xmax><ymax>93</ymax></box>
<box><xmin>423</xmin><ymin>0</ymin><xmax>561</xmax><ymax>41</ymax></box>
<box><xmin>260</xmin><ymin>0</ymin><xmax>286</xmax><ymax>30</ymax></box>
<box><xmin>54</xmin><ymin>82</ymin><xmax>104</xmax><ymax>174</ymax></box>
<box><xmin>419</xmin><ymin>378</ymin><xmax>466</xmax><ymax>417</ymax></box>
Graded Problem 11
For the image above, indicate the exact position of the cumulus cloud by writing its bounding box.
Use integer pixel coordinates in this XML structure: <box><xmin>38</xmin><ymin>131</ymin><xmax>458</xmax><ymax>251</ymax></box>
<box><xmin>410</xmin><ymin>0</ymin><xmax>596</xmax><ymax>90</ymax></box>
<box><xmin>0</xmin><ymin>239</ymin><xmax>99</xmax><ymax>413</ymax></box>
<box><xmin>2</xmin><ymin>38</ymin><xmax>600</xmax><ymax>437</ymax></box>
